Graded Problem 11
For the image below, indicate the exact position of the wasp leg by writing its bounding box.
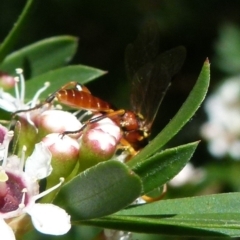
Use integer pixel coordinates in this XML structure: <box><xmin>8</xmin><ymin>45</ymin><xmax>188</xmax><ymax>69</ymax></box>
<box><xmin>141</xmin><ymin>184</ymin><xmax>167</xmax><ymax>203</ymax></box>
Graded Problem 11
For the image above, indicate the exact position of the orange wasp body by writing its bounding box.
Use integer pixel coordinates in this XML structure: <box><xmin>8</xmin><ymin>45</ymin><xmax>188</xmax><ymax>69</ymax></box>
<box><xmin>52</xmin><ymin>83</ymin><xmax>112</xmax><ymax>112</ymax></box>
<box><xmin>44</xmin><ymin>81</ymin><xmax>149</xmax><ymax>154</ymax></box>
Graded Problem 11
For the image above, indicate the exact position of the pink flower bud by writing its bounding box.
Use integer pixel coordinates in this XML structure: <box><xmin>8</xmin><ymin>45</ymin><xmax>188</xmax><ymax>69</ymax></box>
<box><xmin>0</xmin><ymin>72</ymin><xmax>15</xmax><ymax>90</ymax></box>
<box><xmin>42</xmin><ymin>133</ymin><xmax>79</xmax><ymax>188</ymax></box>
<box><xmin>36</xmin><ymin>110</ymin><xmax>82</xmax><ymax>139</ymax></box>
<box><xmin>79</xmin><ymin>118</ymin><xmax>121</xmax><ymax>171</ymax></box>
<box><xmin>89</xmin><ymin>117</ymin><xmax>121</xmax><ymax>142</ymax></box>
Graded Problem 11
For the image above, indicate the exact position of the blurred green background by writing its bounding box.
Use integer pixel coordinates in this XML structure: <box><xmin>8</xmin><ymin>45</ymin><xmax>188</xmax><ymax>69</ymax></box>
<box><xmin>2</xmin><ymin>0</ymin><xmax>240</xmax><ymax>239</ymax></box>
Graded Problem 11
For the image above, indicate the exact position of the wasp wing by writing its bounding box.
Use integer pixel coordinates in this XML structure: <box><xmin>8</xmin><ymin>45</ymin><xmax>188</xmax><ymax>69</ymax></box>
<box><xmin>125</xmin><ymin>23</ymin><xmax>186</xmax><ymax>131</ymax></box>
<box><xmin>125</xmin><ymin>21</ymin><xmax>160</xmax><ymax>81</ymax></box>
<box><xmin>131</xmin><ymin>46</ymin><xmax>186</xmax><ymax>130</ymax></box>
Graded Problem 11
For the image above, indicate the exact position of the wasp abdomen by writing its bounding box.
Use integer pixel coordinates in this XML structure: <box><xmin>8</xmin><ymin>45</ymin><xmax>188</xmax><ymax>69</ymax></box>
<box><xmin>57</xmin><ymin>89</ymin><xmax>112</xmax><ymax>112</ymax></box>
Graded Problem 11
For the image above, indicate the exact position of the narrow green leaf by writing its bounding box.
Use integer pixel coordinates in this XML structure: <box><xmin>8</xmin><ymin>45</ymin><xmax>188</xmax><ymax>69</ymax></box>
<box><xmin>0</xmin><ymin>36</ymin><xmax>78</xmax><ymax>76</ymax></box>
<box><xmin>17</xmin><ymin>65</ymin><xmax>106</xmax><ymax>100</ymax></box>
<box><xmin>118</xmin><ymin>192</ymin><xmax>240</xmax><ymax>216</ymax></box>
<box><xmin>128</xmin><ymin>59</ymin><xmax>210</xmax><ymax>166</ymax></box>
<box><xmin>165</xmin><ymin>213</ymin><xmax>240</xmax><ymax>237</ymax></box>
<box><xmin>0</xmin><ymin>0</ymin><xmax>37</xmax><ymax>62</ymax></box>
<box><xmin>82</xmin><ymin>213</ymin><xmax>240</xmax><ymax>237</ymax></box>
<box><xmin>81</xmin><ymin>193</ymin><xmax>240</xmax><ymax>237</ymax></box>
<box><xmin>53</xmin><ymin>160</ymin><xmax>142</xmax><ymax>220</ymax></box>
<box><xmin>129</xmin><ymin>141</ymin><xmax>199</xmax><ymax>194</ymax></box>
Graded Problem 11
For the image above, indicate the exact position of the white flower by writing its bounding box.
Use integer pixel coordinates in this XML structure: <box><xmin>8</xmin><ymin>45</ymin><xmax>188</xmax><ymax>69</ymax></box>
<box><xmin>201</xmin><ymin>76</ymin><xmax>240</xmax><ymax>159</ymax></box>
<box><xmin>0</xmin><ymin>218</ymin><xmax>16</xmax><ymax>240</ymax></box>
<box><xmin>29</xmin><ymin>203</ymin><xmax>70</xmax><ymax>235</ymax></box>
<box><xmin>0</xmin><ymin>69</ymin><xmax>49</xmax><ymax>113</ymax></box>
<box><xmin>104</xmin><ymin>229</ymin><xmax>132</xmax><ymax>240</ymax></box>
<box><xmin>24</xmin><ymin>142</ymin><xmax>53</xmax><ymax>180</ymax></box>
<box><xmin>169</xmin><ymin>163</ymin><xmax>205</xmax><ymax>187</ymax></box>
<box><xmin>0</xmin><ymin>130</ymin><xmax>71</xmax><ymax>239</ymax></box>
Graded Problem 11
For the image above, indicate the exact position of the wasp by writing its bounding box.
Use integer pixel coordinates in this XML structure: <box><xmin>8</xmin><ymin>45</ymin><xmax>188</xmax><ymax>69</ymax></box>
<box><xmin>14</xmin><ymin>22</ymin><xmax>186</xmax><ymax>156</ymax></box>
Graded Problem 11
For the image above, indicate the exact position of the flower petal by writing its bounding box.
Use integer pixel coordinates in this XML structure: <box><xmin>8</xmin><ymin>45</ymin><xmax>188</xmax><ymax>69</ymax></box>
<box><xmin>0</xmin><ymin>99</ymin><xmax>17</xmax><ymax>112</ymax></box>
<box><xmin>25</xmin><ymin>142</ymin><xmax>52</xmax><ymax>180</ymax></box>
<box><xmin>0</xmin><ymin>218</ymin><xmax>16</xmax><ymax>240</ymax></box>
<box><xmin>0</xmin><ymin>91</ymin><xmax>19</xmax><ymax>112</ymax></box>
<box><xmin>28</xmin><ymin>203</ymin><xmax>71</xmax><ymax>235</ymax></box>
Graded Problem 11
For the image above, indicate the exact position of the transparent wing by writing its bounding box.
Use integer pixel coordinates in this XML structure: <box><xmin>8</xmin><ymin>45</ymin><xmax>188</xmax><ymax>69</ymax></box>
<box><xmin>125</xmin><ymin>22</ymin><xmax>186</xmax><ymax>131</ymax></box>
<box><xmin>125</xmin><ymin>21</ymin><xmax>160</xmax><ymax>81</ymax></box>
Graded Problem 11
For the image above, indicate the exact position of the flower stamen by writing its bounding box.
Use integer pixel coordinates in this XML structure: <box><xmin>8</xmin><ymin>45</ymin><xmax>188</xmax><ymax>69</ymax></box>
<box><xmin>20</xmin><ymin>146</ymin><xmax>27</xmax><ymax>171</ymax></box>
<box><xmin>29</xmin><ymin>82</ymin><xmax>50</xmax><ymax>109</ymax></box>
<box><xmin>0</xmin><ymin>175</ymin><xmax>8</xmax><ymax>198</ymax></box>
<box><xmin>0</xmin><ymin>145</ymin><xmax>4</xmax><ymax>161</ymax></box>
<box><xmin>19</xmin><ymin>188</ymin><xmax>27</xmax><ymax>209</ymax></box>
<box><xmin>33</xmin><ymin>177</ymin><xmax>64</xmax><ymax>201</ymax></box>
<box><xmin>2</xmin><ymin>131</ymin><xmax>14</xmax><ymax>168</ymax></box>
<box><xmin>16</xmin><ymin>68</ymin><xmax>25</xmax><ymax>102</ymax></box>
<box><xmin>14</xmin><ymin>76</ymin><xmax>20</xmax><ymax>103</ymax></box>
<box><xmin>25</xmin><ymin>81</ymin><xmax>50</xmax><ymax>126</ymax></box>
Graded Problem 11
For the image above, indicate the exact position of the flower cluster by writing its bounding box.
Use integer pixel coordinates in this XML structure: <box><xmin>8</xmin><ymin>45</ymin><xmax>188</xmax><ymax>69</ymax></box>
<box><xmin>0</xmin><ymin>126</ymin><xmax>70</xmax><ymax>239</ymax></box>
<box><xmin>0</xmin><ymin>69</ymin><xmax>123</xmax><ymax>238</ymax></box>
<box><xmin>201</xmin><ymin>76</ymin><xmax>240</xmax><ymax>159</ymax></box>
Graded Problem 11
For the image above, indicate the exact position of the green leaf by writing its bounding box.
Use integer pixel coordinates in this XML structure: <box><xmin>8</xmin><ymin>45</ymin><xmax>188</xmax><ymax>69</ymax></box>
<box><xmin>119</xmin><ymin>192</ymin><xmax>240</xmax><ymax>215</ymax></box>
<box><xmin>53</xmin><ymin>160</ymin><xmax>142</xmax><ymax>220</ymax></box>
<box><xmin>128</xmin><ymin>59</ymin><xmax>210</xmax><ymax>166</ymax></box>
<box><xmin>0</xmin><ymin>0</ymin><xmax>37</xmax><ymax>62</ymax></box>
<box><xmin>16</xmin><ymin>65</ymin><xmax>106</xmax><ymax>100</ymax></box>
<box><xmin>130</xmin><ymin>141</ymin><xmax>199</xmax><ymax>194</ymax></box>
<box><xmin>83</xmin><ymin>214</ymin><xmax>240</xmax><ymax>237</ymax></box>
<box><xmin>0</xmin><ymin>36</ymin><xmax>78</xmax><ymax>77</ymax></box>
<box><xmin>82</xmin><ymin>193</ymin><xmax>240</xmax><ymax>237</ymax></box>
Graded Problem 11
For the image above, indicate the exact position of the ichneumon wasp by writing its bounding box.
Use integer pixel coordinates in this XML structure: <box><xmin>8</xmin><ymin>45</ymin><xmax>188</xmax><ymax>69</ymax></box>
<box><xmin>14</xmin><ymin>22</ymin><xmax>186</xmax><ymax>156</ymax></box>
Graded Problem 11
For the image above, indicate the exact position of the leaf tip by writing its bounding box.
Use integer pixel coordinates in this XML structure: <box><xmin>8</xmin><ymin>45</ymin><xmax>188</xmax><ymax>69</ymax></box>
<box><xmin>204</xmin><ymin>57</ymin><xmax>210</xmax><ymax>65</ymax></box>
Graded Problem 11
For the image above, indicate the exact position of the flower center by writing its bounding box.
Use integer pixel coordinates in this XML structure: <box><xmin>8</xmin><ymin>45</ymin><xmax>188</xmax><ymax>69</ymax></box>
<box><xmin>0</xmin><ymin>171</ymin><xmax>27</xmax><ymax>213</ymax></box>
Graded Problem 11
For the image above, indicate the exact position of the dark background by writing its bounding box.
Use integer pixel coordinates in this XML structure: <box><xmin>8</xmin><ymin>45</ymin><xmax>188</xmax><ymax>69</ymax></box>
<box><xmin>1</xmin><ymin>0</ymin><xmax>240</xmax><ymax>181</ymax></box>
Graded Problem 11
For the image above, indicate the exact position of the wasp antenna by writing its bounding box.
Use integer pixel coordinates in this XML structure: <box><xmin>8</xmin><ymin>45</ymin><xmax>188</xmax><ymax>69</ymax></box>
<box><xmin>12</xmin><ymin>104</ymin><xmax>42</xmax><ymax>117</ymax></box>
<box><xmin>61</xmin><ymin>123</ymin><xmax>88</xmax><ymax>138</ymax></box>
